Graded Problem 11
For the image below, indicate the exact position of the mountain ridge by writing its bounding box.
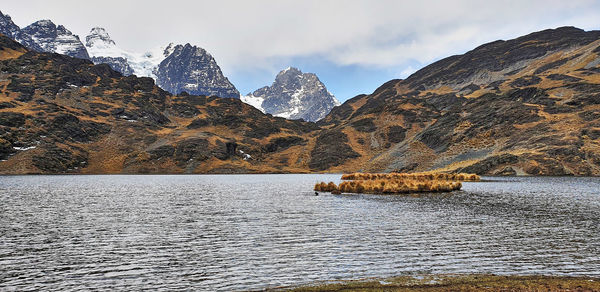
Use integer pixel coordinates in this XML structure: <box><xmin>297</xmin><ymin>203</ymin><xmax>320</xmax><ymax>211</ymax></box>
<box><xmin>318</xmin><ymin>26</ymin><xmax>600</xmax><ymax>175</ymax></box>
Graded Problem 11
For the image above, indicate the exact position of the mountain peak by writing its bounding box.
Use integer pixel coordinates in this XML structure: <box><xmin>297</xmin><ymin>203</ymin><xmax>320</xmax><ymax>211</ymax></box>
<box><xmin>32</xmin><ymin>19</ymin><xmax>55</xmax><ymax>27</ymax></box>
<box><xmin>173</xmin><ymin>43</ymin><xmax>210</xmax><ymax>58</ymax></box>
<box><xmin>243</xmin><ymin>67</ymin><xmax>339</xmax><ymax>122</ymax></box>
<box><xmin>19</xmin><ymin>19</ymin><xmax>89</xmax><ymax>59</ymax></box>
<box><xmin>0</xmin><ymin>10</ymin><xmax>20</xmax><ymax>38</ymax></box>
<box><xmin>86</xmin><ymin>27</ymin><xmax>115</xmax><ymax>47</ymax></box>
<box><xmin>155</xmin><ymin>43</ymin><xmax>240</xmax><ymax>98</ymax></box>
<box><xmin>278</xmin><ymin>66</ymin><xmax>301</xmax><ymax>77</ymax></box>
<box><xmin>163</xmin><ymin>43</ymin><xmax>176</xmax><ymax>57</ymax></box>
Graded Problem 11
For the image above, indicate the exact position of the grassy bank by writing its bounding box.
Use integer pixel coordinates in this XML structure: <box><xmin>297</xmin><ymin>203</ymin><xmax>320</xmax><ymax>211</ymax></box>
<box><xmin>280</xmin><ymin>274</ymin><xmax>600</xmax><ymax>291</ymax></box>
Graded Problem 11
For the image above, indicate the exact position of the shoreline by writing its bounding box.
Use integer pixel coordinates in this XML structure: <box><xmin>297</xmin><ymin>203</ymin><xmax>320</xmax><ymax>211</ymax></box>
<box><xmin>278</xmin><ymin>274</ymin><xmax>600</xmax><ymax>291</ymax></box>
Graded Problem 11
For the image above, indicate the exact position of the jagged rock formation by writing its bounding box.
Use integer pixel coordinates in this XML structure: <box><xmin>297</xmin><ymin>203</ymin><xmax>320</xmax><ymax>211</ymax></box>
<box><xmin>0</xmin><ymin>11</ymin><xmax>88</xmax><ymax>59</ymax></box>
<box><xmin>155</xmin><ymin>43</ymin><xmax>240</xmax><ymax>98</ymax></box>
<box><xmin>0</xmin><ymin>10</ymin><xmax>42</xmax><ymax>52</ymax></box>
<box><xmin>242</xmin><ymin>67</ymin><xmax>340</xmax><ymax>122</ymax></box>
<box><xmin>84</xmin><ymin>28</ymin><xmax>240</xmax><ymax>99</ymax></box>
<box><xmin>84</xmin><ymin>27</ymin><xmax>240</xmax><ymax>99</ymax></box>
<box><xmin>0</xmin><ymin>11</ymin><xmax>20</xmax><ymax>38</ymax></box>
<box><xmin>90</xmin><ymin>56</ymin><xmax>134</xmax><ymax>76</ymax></box>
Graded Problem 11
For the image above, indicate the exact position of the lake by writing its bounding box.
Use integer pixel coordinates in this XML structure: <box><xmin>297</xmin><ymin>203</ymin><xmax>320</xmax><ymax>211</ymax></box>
<box><xmin>1</xmin><ymin>175</ymin><xmax>599</xmax><ymax>291</ymax></box>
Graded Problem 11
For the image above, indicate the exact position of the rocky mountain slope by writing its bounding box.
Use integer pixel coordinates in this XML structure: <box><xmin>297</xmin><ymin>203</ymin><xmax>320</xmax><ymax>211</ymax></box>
<box><xmin>318</xmin><ymin>26</ymin><xmax>600</xmax><ymax>175</ymax></box>
<box><xmin>0</xmin><ymin>11</ymin><xmax>22</xmax><ymax>43</ymax></box>
<box><xmin>84</xmin><ymin>27</ymin><xmax>176</xmax><ymax>78</ymax></box>
<box><xmin>1</xmin><ymin>26</ymin><xmax>600</xmax><ymax>175</ymax></box>
<box><xmin>84</xmin><ymin>27</ymin><xmax>241</xmax><ymax>99</ymax></box>
<box><xmin>241</xmin><ymin>67</ymin><xmax>339</xmax><ymax>122</ymax></box>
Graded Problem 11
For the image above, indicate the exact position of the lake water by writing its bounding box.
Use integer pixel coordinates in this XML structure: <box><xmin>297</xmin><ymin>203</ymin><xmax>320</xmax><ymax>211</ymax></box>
<box><xmin>1</xmin><ymin>175</ymin><xmax>599</xmax><ymax>291</ymax></box>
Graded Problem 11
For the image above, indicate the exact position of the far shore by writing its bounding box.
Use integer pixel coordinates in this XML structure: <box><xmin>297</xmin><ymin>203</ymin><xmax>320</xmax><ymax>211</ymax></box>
<box><xmin>275</xmin><ymin>274</ymin><xmax>600</xmax><ymax>291</ymax></box>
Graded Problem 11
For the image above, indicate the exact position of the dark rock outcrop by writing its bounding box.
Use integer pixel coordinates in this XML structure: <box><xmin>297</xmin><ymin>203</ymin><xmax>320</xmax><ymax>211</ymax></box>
<box><xmin>90</xmin><ymin>56</ymin><xmax>133</xmax><ymax>76</ymax></box>
<box><xmin>457</xmin><ymin>154</ymin><xmax>520</xmax><ymax>174</ymax></box>
<box><xmin>265</xmin><ymin>136</ymin><xmax>306</xmax><ymax>152</ymax></box>
<box><xmin>155</xmin><ymin>43</ymin><xmax>239</xmax><ymax>98</ymax></box>
<box><xmin>309</xmin><ymin>130</ymin><xmax>360</xmax><ymax>171</ymax></box>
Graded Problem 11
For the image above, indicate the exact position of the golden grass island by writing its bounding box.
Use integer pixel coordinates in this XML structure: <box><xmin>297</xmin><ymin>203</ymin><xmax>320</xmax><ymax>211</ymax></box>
<box><xmin>315</xmin><ymin>172</ymin><xmax>480</xmax><ymax>195</ymax></box>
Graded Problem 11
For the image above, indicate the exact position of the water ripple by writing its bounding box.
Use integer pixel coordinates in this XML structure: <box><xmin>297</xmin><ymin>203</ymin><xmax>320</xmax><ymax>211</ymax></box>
<box><xmin>0</xmin><ymin>175</ymin><xmax>599</xmax><ymax>291</ymax></box>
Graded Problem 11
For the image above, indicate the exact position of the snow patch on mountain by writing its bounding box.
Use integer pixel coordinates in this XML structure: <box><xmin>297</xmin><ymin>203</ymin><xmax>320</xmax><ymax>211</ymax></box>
<box><xmin>240</xmin><ymin>94</ymin><xmax>265</xmax><ymax>112</ymax></box>
<box><xmin>17</xmin><ymin>19</ymin><xmax>89</xmax><ymax>59</ymax></box>
<box><xmin>85</xmin><ymin>27</ymin><xmax>170</xmax><ymax>77</ymax></box>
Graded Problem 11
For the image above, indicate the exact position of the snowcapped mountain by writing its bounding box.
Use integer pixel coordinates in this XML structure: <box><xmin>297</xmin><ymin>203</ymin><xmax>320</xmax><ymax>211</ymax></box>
<box><xmin>155</xmin><ymin>43</ymin><xmax>240</xmax><ymax>98</ymax></box>
<box><xmin>241</xmin><ymin>67</ymin><xmax>340</xmax><ymax>122</ymax></box>
<box><xmin>19</xmin><ymin>20</ymin><xmax>89</xmax><ymax>59</ymax></box>
<box><xmin>0</xmin><ymin>11</ymin><xmax>87</xmax><ymax>59</ymax></box>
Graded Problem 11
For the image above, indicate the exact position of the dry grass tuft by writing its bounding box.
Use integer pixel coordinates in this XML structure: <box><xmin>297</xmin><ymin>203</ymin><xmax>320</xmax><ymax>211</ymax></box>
<box><xmin>337</xmin><ymin>179</ymin><xmax>461</xmax><ymax>194</ymax></box>
<box><xmin>314</xmin><ymin>182</ymin><xmax>338</xmax><ymax>192</ymax></box>
<box><xmin>315</xmin><ymin>171</ymin><xmax>476</xmax><ymax>194</ymax></box>
<box><xmin>314</xmin><ymin>178</ymin><xmax>462</xmax><ymax>194</ymax></box>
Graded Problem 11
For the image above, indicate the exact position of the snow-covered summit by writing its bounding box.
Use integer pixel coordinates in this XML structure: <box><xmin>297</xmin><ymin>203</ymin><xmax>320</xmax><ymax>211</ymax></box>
<box><xmin>19</xmin><ymin>19</ymin><xmax>89</xmax><ymax>59</ymax></box>
<box><xmin>243</xmin><ymin>67</ymin><xmax>340</xmax><ymax>122</ymax></box>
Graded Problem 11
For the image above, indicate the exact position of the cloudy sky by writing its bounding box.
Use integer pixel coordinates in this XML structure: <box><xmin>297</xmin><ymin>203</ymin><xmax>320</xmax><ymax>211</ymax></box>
<box><xmin>3</xmin><ymin>0</ymin><xmax>599</xmax><ymax>101</ymax></box>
